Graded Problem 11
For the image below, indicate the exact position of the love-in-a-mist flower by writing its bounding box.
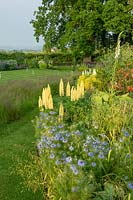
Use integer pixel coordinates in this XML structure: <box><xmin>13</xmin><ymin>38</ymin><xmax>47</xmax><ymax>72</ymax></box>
<box><xmin>66</xmin><ymin>81</ymin><xmax>71</xmax><ymax>96</ymax></box>
<box><xmin>59</xmin><ymin>78</ymin><xmax>64</xmax><ymax>96</ymax></box>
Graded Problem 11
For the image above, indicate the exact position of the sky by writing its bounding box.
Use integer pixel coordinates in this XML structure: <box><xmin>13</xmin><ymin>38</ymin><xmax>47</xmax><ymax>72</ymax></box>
<box><xmin>0</xmin><ymin>0</ymin><xmax>43</xmax><ymax>50</ymax></box>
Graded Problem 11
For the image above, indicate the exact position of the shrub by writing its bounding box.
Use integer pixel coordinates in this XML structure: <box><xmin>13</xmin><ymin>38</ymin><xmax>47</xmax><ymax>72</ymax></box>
<box><xmin>0</xmin><ymin>60</ymin><xmax>17</xmax><ymax>70</ymax></box>
<box><xmin>115</xmin><ymin>67</ymin><xmax>133</xmax><ymax>94</ymax></box>
<box><xmin>26</xmin><ymin>58</ymin><xmax>39</xmax><ymax>68</ymax></box>
<box><xmin>96</xmin><ymin>44</ymin><xmax>133</xmax><ymax>92</ymax></box>
<box><xmin>38</xmin><ymin>60</ymin><xmax>47</xmax><ymax>69</ymax></box>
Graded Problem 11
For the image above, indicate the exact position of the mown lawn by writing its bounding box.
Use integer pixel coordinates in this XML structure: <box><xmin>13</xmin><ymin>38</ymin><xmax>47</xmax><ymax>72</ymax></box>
<box><xmin>0</xmin><ymin>68</ymin><xmax>74</xmax><ymax>84</ymax></box>
<box><xmin>0</xmin><ymin>68</ymin><xmax>77</xmax><ymax>200</ymax></box>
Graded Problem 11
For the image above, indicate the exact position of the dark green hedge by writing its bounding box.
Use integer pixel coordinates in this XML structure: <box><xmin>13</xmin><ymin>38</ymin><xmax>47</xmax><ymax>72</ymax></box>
<box><xmin>0</xmin><ymin>51</ymin><xmax>76</xmax><ymax>70</ymax></box>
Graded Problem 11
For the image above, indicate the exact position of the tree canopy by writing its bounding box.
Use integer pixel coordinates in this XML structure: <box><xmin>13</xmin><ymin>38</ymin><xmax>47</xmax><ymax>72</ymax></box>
<box><xmin>31</xmin><ymin>0</ymin><xmax>133</xmax><ymax>57</ymax></box>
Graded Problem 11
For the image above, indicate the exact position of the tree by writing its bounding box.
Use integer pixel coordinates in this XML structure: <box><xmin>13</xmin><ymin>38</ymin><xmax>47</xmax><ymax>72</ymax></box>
<box><xmin>31</xmin><ymin>0</ymin><xmax>133</xmax><ymax>58</ymax></box>
<box><xmin>102</xmin><ymin>0</ymin><xmax>133</xmax><ymax>44</ymax></box>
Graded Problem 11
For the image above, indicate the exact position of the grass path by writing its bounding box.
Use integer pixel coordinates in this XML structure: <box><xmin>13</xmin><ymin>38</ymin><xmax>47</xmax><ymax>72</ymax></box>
<box><xmin>0</xmin><ymin>109</ymin><xmax>43</xmax><ymax>200</ymax></box>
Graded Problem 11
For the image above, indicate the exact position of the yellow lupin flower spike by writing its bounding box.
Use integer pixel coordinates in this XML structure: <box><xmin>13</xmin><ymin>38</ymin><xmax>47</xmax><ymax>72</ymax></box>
<box><xmin>41</xmin><ymin>84</ymin><xmax>54</xmax><ymax>109</ymax></box>
<box><xmin>48</xmin><ymin>94</ymin><xmax>54</xmax><ymax>109</ymax></box>
<box><xmin>59</xmin><ymin>78</ymin><xmax>64</xmax><ymax>96</ymax></box>
<box><xmin>42</xmin><ymin>88</ymin><xmax>46</xmax><ymax>107</ymax></box>
<box><xmin>47</xmin><ymin>84</ymin><xmax>51</xmax><ymax>97</ymax></box>
<box><xmin>77</xmin><ymin>83</ymin><xmax>81</xmax><ymax>99</ymax></box>
<box><xmin>80</xmin><ymin>81</ymin><xmax>85</xmax><ymax>97</ymax></box>
<box><xmin>38</xmin><ymin>96</ymin><xmax>43</xmax><ymax>111</ymax></box>
<box><xmin>66</xmin><ymin>81</ymin><xmax>71</xmax><ymax>96</ymax></box>
<box><xmin>71</xmin><ymin>86</ymin><xmax>74</xmax><ymax>101</ymax></box>
<box><xmin>59</xmin><ymin>102</ymin><xmax>64</xmax><ymax>121</ymax></box>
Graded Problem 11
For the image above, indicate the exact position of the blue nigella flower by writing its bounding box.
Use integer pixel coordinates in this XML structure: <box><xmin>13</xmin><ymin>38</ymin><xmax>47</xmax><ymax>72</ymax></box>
<box><xmin>37</xmin><ymin>142</ymin><xmax>43</xmax><ymax>149</ymax></box>
<box><xmin>83</xmin><ymin>143</ymin><xmax>88</xmax><ymax>147</ymax></box>
<box><xmin>69</xmin><ymin>146</ymin><xmax>74</xmax><ymax>151</ymax></box>
<box><xmin>50</xmin><ymin>153</ymin><xmax>55</xmax><ymax>159</ymax></box>
<box><xmin>50</xmin><ymin>143</ymin><xmax>56</xmax><ymax>148</ymax></box>
<box><xmin>78</xmin><ymin>160</ymin><xmax>85</xmax><ymax>167</ymax></box>
<box><xmin>58</xmin><ymin>124</ymin><xmax>64</xmax><ymax>129</ymax></box>
<box><xmin>83</xmin><ymin>148</ymin><xmax>88</xmax><ymax>152</ymax></box>
<box><xmin>98</xmin><ymin>153</ymin><xmax>104</xmax><ymax>159</ymax></box>
<box><xmin>126</xmin><ymin>154</ymin><xmax>130</xmax><ymax>158</ymax></box>
<box><xmin>124</xmin><ymin>131</ymin><xmax>130</xmax><ymax>137</ymax></box>
<box><xmin>88</xmin><ymin>152</ymin><xmax>94</xmax><ymax>157</ymax></box>
<box><xmin>72</xmin><ymin>187</ymin><xmax>78</xmax><ymax>192</ymax></box>
<box><xmin>91</xmin><ymin>162</ymin><xmax>96</xmax><ymax>167</ymax></box>
<box><xmin>66</xmin><ymin>156</ymin><xmax>72</xmax><ymax>163</ymax></box>
<box><xmin>127</xmin><ymin>182</ymin><xmax>133</xmax><ymax>190</ymax></box>
<box><xmin>70</xmin><ymin>165</ymin><xmax>79</xmax><ymax>175</ymax></box>
<box><xmin>74</xmin><ymin>130</ymin><xmax>82</xmax><ymax>136</ymax></box>
<box><xmin>49</xmin><ymin>111</ymin><xmax>56</xmax><ymax>115</ymax></box>
<box><xmin>55</xmin><ymin>160</ymin><xmax>61</xmax><ymax>165</ymax></box>
<box><xmin>63</xmin><ymin>139</ymin><xmax>68</xmax><ymax>143</ymax></box>
<box><xmin>65</xmin><ymin>133</ymin><xmax>70</xmax><ymax>137</ymax></box>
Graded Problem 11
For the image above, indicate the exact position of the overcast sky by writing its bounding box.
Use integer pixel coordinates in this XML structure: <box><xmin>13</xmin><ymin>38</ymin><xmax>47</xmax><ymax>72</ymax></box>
<box><xmin>0</xmin><ymin>0</ymin><xmax>43</xmax><ymax>49</ymax></box>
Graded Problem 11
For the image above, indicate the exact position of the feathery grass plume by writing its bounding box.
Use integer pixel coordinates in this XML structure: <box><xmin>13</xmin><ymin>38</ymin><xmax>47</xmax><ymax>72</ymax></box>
<box><xmin>59</xmin><ymin>102</ymin><xmax>64</xmax><ymax>121</ymax></box>
<box><xmin>66</xmin><ymin>81</ymin><xmax>71</xmax><ymax>96</ymax></box>
<box><xmin>59</xmin><ymin>78</ymin><xmax>64</xmax><ymax>96</ymax></box>
<box><xmin>38</xmin><ymin>96</ymin><xmax>43</xmax><ymax>111</ymax></box>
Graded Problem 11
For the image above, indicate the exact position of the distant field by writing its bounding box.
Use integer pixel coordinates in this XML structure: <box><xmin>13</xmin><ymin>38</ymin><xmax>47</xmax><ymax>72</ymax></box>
<box><xmin>0</xmin><ymin>68</ymin><xmax>75</xmax><ymax>84</ymax></box>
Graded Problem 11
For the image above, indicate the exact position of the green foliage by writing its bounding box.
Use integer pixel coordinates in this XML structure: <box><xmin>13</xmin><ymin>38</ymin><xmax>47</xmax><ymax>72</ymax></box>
<box><xmin>96</xmin><ymin>44</ymin><xmax>133</xmax><ymax>92</ymax></box>
<box><xmin>0</xmin><ymin>51</ymin><xmax>74</xmax><ymax>70</ymax></box>
<box><xmin>31</xmin><ymin>90</ymin><xmax>133</xmax><ymax>199</ymax></box>
<box><xmin>26</xmin><ymin>58</ymin><xmax>39</xmax><ymax>68</ymax></box>
<box><xmin>31</xmin><ymin>0</ymin><xmax>132</xmax><ymax>57</ymax></box>
<box><xmin>91</xmin><ymin>91</ymin><xmax>133</xmax><ymax>140</ymax></box>
<box><xmin>102</xmin><ymin>0</ymin><xmax>132</xmax><ymax>34</ymax></box>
